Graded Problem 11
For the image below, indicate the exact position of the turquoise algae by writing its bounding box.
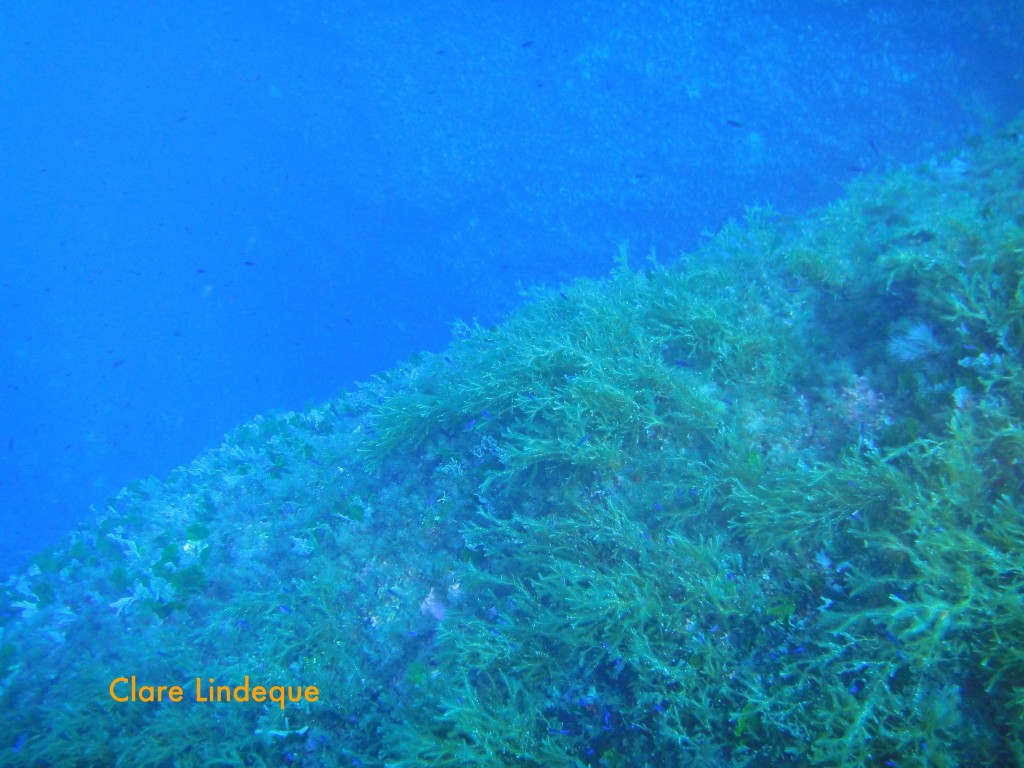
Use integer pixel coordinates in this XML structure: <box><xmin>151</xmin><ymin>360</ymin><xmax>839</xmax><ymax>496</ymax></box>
<box><xmin>1</xmin><ymin>119</ymin><xmax>1023</xmax><ymax>766</ymax></box>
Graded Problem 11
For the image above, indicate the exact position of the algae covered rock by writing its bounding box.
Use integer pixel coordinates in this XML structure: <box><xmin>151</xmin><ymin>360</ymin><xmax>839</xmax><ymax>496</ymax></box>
<box><xmin>2</xmin><ymin>119</ymin><xmax>1023</xmax><ymax>766</ymax></box>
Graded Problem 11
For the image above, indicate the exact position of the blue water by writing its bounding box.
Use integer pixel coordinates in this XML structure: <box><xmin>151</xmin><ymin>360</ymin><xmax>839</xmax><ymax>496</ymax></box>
<box><xmin>1</xmin><ymin>0</ymin><xmax>1021</xmax><ymax>572</ymax></box>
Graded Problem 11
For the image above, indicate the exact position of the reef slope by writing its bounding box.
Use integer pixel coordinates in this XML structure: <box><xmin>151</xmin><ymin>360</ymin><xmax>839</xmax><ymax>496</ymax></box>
<box><xmin>2</xmin><ymin>120</ymin><xmax>1023</xmax><ymax>766</ymax></box>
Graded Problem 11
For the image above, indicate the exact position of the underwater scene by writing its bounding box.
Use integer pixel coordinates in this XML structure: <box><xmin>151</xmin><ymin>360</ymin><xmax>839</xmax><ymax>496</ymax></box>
<box><xmin>3</xmin><ymin>3</ymin><xmax>1024</xmax><ymax>768</ymax></box>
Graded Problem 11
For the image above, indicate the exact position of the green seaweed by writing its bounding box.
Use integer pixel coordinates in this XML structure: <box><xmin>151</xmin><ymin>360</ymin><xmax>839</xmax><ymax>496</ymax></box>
<box><xmin>2</xmin><ymin>118</ymin><xmax>1024</xmax><ymax>765</ymax></box>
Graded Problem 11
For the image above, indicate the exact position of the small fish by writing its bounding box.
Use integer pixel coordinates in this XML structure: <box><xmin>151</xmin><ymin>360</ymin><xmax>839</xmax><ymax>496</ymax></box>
<box><xmin>725</xmin><ymin>119</ymin><xmax>744</xmax><ymax>128</ymax></box>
